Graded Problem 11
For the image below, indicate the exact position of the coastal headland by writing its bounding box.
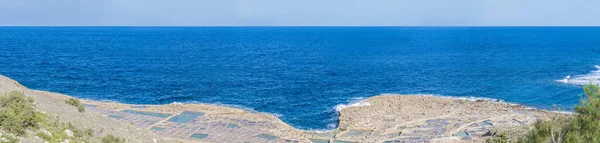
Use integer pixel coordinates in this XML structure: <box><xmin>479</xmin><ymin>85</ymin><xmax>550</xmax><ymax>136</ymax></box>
<box><xmin>0</xmin><ymin>75</ymin><xmax>555</xmax><ymax>143</ymax></box>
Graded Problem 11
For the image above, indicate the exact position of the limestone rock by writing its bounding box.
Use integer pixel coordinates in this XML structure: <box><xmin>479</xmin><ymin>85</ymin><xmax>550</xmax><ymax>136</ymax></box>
<box><xmin>65</xmin><ymin>129</ymin><xmax>73</xmax><ymax>138</ymax></box>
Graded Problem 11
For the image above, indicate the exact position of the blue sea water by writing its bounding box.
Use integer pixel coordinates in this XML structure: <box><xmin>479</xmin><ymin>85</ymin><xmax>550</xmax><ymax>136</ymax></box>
<box><xmin>1</xmin><ymin>27</ymin><xmax>600</xmax><ymax>130</ymax></box>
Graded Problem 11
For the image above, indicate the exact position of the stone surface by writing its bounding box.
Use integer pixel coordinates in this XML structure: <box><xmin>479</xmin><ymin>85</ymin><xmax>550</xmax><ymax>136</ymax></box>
<box><xmin>76</xmin><ymin>95</ymin><xmax>556</xmax><ymax>143</ymax></box>
<box><xmin>1</xmin><ymin>72</ymin><xmax>556</xmax><ymax>143</ymax></box>
<box><xmin>65</xmin><ymin>129</ymin><xmax>73</xmax><ymax>138</ymax></box>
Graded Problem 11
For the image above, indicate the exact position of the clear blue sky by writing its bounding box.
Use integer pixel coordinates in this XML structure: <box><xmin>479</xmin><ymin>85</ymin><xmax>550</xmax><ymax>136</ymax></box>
<box><xmin>1</xmin><ymin>0</ymin><xmax>599</xmax><ymax>26</ymax></box>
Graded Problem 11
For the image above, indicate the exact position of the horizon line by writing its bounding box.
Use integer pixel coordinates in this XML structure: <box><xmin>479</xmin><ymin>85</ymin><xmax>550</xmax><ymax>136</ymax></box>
<box><xmin>0</xmin><ymin>25</ymin><xmax>599</xmax><ymax>27</ymax></box>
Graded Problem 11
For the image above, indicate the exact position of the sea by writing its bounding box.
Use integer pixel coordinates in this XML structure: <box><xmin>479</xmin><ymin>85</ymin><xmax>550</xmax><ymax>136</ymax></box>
<box><xmin>1</xmin><ymin>27</ymin><xmax>599</xmax><ymax>130</ymax></box>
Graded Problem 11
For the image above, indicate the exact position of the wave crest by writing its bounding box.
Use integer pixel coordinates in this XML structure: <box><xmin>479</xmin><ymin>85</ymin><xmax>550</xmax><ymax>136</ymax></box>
<box><xmin>333</xmin><ymin>97</ymin><xmax>371</xmax><ymax>112</ymax></box>
<box><xmin>557</xmin><ymin>65</ymin><xmax>600</xmax><ymax>85</ymax></box>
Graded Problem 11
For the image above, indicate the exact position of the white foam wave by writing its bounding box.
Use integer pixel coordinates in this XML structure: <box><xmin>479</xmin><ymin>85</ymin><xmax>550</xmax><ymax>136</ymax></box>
<box><xmin>306</xmin><ymin>97</ymin><xmax>374</xmax><ymax>132</ymax></box>
<box><xmin>307</xmin><ymin>126</ymin><xmax>338</xmax><ymax>133</ymax></box>
<box><xmin>334</xmin><ymin>97</ymin><xmax>371</xmax><ymax>112</ymax></box>
<box><xmin>550</xmin><ymin>110</ymin><xmax>574</xmax><ymax>115</ymax></box>
<box><xmin>384</xmin><ymin>93</ymin><xmax>506</xmax><ymax>103</ymax></box>
<box><xmin>332</xmin><ymin>94</ymin><xmax>513</xmax><ymax>113</ymax></box>
<box><xmin>557</xmin><ymin>65</ymin><xmax>600</xmax><ymax>85</ymax></box>
<box><xmin>440</xmin><ymin>95</ymin><xmax>505</xmax><ymax>102</ymax></box>
<box><xmin>398</xmin><ymin>94</ymin><xmax>573</xmax><ymax>115</ymax></box>
<box><xmin>170</xmin><ymin>102</ymin><xmax>184</xmax><ymax>105</ymax></box>
<box><xmin>90</xmin><ymin>98</ymin><xmax>122</xmax><ymax>103</ymax></box>
<box><xmin>273</xmin><ymin>113</ymin><xmax>284</xmax><ymax>118</ymax></box>
<box><xmin>331</xmin><ymin>94</ymin><xmax>513</xmax><ymax>114</ymax></box>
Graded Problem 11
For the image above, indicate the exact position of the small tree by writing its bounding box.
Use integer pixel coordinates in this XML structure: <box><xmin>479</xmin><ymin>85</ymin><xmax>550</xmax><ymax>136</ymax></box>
<box><xmin>515</xmin><ymin>84</ymin><xmax>600</xmax><ymax>143</ymax></box>
<box><xmin>566</xmin><ymin>84</ymin><xmax>600</xmax><ymax>142</ymax></box>
<box><xmin>0</xmin><ymin>91</ymin><xmax>45</xmax><ymax>135</ymax></box>
<box><xmin>65</xmin><ymin>98</ymin><xmax>85</xmax><ymax>112</ymax></box>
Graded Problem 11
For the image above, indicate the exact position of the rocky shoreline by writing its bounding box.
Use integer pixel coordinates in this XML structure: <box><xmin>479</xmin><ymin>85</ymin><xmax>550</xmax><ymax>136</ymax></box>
<box><xmin>0</xmin><ymin>75</ymin><xmax>555</xmax><ymax>143</ymax></box>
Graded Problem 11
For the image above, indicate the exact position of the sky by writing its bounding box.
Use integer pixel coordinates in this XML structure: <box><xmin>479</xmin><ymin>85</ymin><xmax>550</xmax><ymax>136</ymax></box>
<box><xmin>0</xmin><ymin>0</ymin><xmax>599</xmax><ymax>26</ymax></box>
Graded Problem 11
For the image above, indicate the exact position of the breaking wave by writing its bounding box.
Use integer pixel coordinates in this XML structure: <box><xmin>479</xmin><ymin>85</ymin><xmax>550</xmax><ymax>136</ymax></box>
<box><xmin>333</xmin><ymin>97</ymin><xmax>372</xmax><ymax>112</ymax></box>
<box><xmin>557</xmin><ymin>65</ymin><xmax>600</xmax><ymax>85</ymax></box>
<box><xmin>332</xmin><ymin>94</ymin><xmax>510</xmax><ymax>113</ymax></box>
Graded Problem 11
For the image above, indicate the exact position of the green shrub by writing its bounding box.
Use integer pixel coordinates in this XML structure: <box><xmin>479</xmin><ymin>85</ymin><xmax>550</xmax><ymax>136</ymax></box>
<box><xmin>36</xmin><ymin>131</ymin><xmax>52</xmax><ymax>141</ymax></box>
<box><xmin>486</xmin><ymin>132</ymin><xmax>510</xmax><ymax>143</ymax></box>
<box><xmin>35</xmin><ymin>118</ymin><xmax>97</xmax><ymax>143</ymax></box>
<box><xmin>518</xmin><ymin>116</ymin><xmax>572</xmax><ymax>143</ymax></box>
<box><xmin>0</xmin><ymin>134</ymin><xmax>19</xmax><ymax>143</ymax></box>
<box><xmin>65</xmin><ymin>122</ymin><xmax>93</xmax><ymax>138</ymax></box>
<box><xmin>65</xmin><ymin>98</ymin><xmax>85</xmax><ymax>112</ymax></box>
<box><xmin>512</xmin><ymin>84</ymin><xmax>600</xmax><ymax>143</ymax></box>
<box><xmin>84</xmin><ymin>128</ymin><xmax>94</xmax><ymax>137</ymax></box>
<box><xmin>101</xmin><ymin>135</ymin><xmax>125</xmax><ymax>143</ymax></box>
<box><xmin>0</xmin><ymin>92</ymin><xmax>97</xmax><ymax>142</ymax></box>
<box><xmin>564</xmin><ymin>83</ymin><xmax>600</xmax><ymax>142</ymax></box>
<box><xmin>0</xmin><ymin>91</ymin><xmax>45</xmax><ymax>136</ymax></box>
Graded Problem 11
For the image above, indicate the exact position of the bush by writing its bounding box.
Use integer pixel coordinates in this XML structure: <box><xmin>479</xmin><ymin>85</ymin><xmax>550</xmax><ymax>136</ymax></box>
<box><xmin>509</xmin><ymin>84</ymin><xmax>600</xmax><ymax>143</ymax></box>
<box><xmin>487</xmin><ymin>132</ymin><xmax>510</xmax><ymax>143</ymax></box>
<box><xmin>84</xmin><ymin>128</ymin><xmax>94</xmax><ymax>137</ymax></box>
<box><xmin>0</xmin><ymin>91</ymin><xmax>45</xmax><ymax>136</ymax></box>
<box><xmin>65</xmin><ymin>122</ymin><xmax>93</xmax><ymax>138</ymax></box>
<box><xmin>0</xmin><ymin>92</ymin><xmax>98</xmax><ymax>142</ymax></box>
<box><xmin>101</xmin><ymin>135</ymin><xmax>125</xmax><ymax>143</ymax></box>
<box><xmin>35</xmin><ymin>120</ymin><xmax>96</xmax><ymax>143</ymax></box>
<box><xmin>0</xmin><ymin>133</ymin><xmax>19</xmax><ymax>143</ymax></box>
<box><xmin>35</xmin><ymin>131</ymin><xmax>52</xmax><ymax>141</ymax></box>
<box><xmin>564</xmin><ymin>84</ymin><xmax>600</xmax><ymax>142</ymax></box>
<box><xmin>518</xmin><ymin>116</ymin><xmax>572</xmax><ymax>143</ymax></box>
<box><xmin>65</xmin><ymin>98</ymin><xmax>85</xmax><ymax>112</ymax></box>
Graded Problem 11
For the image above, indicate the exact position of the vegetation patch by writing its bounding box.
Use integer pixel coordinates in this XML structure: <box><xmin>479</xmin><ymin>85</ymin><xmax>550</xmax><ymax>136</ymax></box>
<box><xmin>65</xmin><ymin>98</ymin><xmax>85</xmax><ymax>112</ymax></box>
<box><xmin>486</xmin><ymin>132</ymin><xmax>510</xmax><ymax>143</ymax></box>
<box><xmin>0</xmin><ymin>91</ymin><xmax>96</xmax><ymax>143</ymax></box>
<box><xmin>35</xmin><ymin>118</ymin><xmax>96</xmax><ymax>143</ymax></box>
<box><xmin>35</xmin><ymin>131</ymin><xmax>52</xmax><ymax>141</ymax></box>
<box><xmin>101</xmin><ymin>134</ymin><xmax>125</xmax><ymax>143</ymax></box>
<box><xmin>0</xmin><ymin>91</ymin><xmax>45</xmax><ymax>136</ymax></box>
<box><xmin>0</xmin><ymin>133</ymin><xmax>19</xmax><ymax>143</ymax></box>
<box><xmin>488</xmin><ymin>84</ymin><xmax>600</xmax><ymax>143</ymax></box>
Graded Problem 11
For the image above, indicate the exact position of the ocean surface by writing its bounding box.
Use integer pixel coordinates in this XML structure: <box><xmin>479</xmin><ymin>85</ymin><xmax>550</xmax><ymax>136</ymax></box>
<box><xmin>1</xmin><ymin>27</ymin><xmax>600</xmax><ymax>130</ymax></box>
